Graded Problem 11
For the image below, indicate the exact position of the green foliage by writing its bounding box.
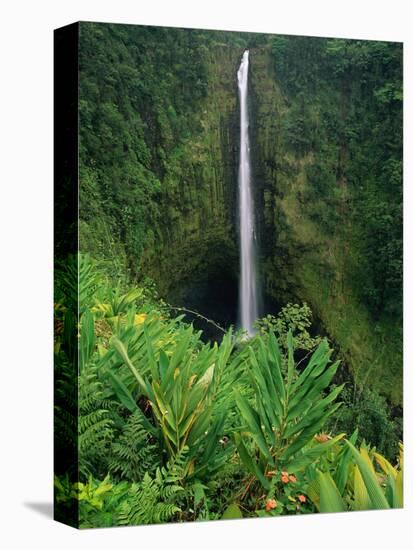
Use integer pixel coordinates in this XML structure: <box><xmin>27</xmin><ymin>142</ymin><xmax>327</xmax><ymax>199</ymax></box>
<box><xmin>199</xmin><ymin>460</ymin><xmax>248</xmax><ymax>520</ymax></box>
<box><xmin>276</xmin><ymin>36</ymin><xmax>402</xmax><ymax>312</ymax></box>
<box><xmin>78</xmin><ymin>362</ymin><xmax>114</xmax><ymax>478</ymax></box>
<box><xmin>55</xmin><ymin>253</ymin><xmax>102</xmax><ymax>314</ymax></box>
<box><xmin>57</xmin><ymin>238</ymin><xmax>406</xmax><ymax>531</ymax></box>
<box><xmin>234</xmin><ymin>330</ymin><xmax>344</xmax><ymax>491</ymax></box>
<box><xmin>56</xmin><ymin>15</ymin><xmax>403</xmax><ymax>526</ymax></box>
<box><xmin>54</xmin><ymin>352</ymin><xmax>78</xmax><ymax>476</ymax></box>
<box><xmin>77</xmin><ymin>475</ymin><xmax>116</xmax><ymax>512</ymax></box>
<box><xmin>221</xmin><ymin>503</ymin><xmax>243</xmax><ymax>520</ymax></box>
<box><xmin>55</xmin><ymin>255</ymin><xmax>104</xmax><ymax>478</ymax></box>
<box><xmin>117</xmin><ymin>473</ymin><xmax>181</xmax><ymax>526</ymax></box>
<box><xmin>255</xmin><ymin>302</ymin><xmax>322</xmax><ymax>353</ymax></box>
<box><xmin>282</xmin><ymin>99</ymin><xmax>318</xmax><ymax>155</ymax></box>
<box><xmin>54</xmin><ymin>254</ymin><xmax>403</xmax><ymax>526</ymax></box>
<box><xmin>307</xmin><ymin>440</ymin><xmax>403</xmax><ymax>512</ymax></box>
<box><xmin>109</xmin><ymin>411</ymin><xmax>159</xmax><ymax>482</ymax></box>
<box><xmin>317</xmin><ymin>472</ymin><xmax>346</xmax><ymax>513</ymax></box>
<box><xmin>327</xmin><ymin>385</ymin><xmax>402</xmax><ymax>462</ymax></box>
<box><xmin>117</xmin><ymin>448</ymin><xmax>191</xmax><ymax>526</ymax></box>
<box><xmin>78</xmin><ymin>23</ymin><xmax>212</xmax><ymax>280</ymax></box>
<box><xmin>55</xmin><ymin>474</ymin><xmax>128</xmax><ymax>529</ymax></box>
<box><xmin>265</xmin><ymin>34</ymin><xmax>402</xmax><ymax>405</ymax></box>
<box><xmin>77</xmin><ymin>22</ymin><xmax>402</xmax><ymax>406</ymax></box>
<box><xmin>55</xmin><ymin>450</ymin><xmax>191</xmax><ymax>528</ymax></box>
<box><xmin>110</xmin><ymin>324</ymin><xmax>237</xmax><ymax>480</ymax></box>
<box><xmin>359</xmin><ymin>176</ymin><xmax>402</xmax><ymax>317</ymax></box>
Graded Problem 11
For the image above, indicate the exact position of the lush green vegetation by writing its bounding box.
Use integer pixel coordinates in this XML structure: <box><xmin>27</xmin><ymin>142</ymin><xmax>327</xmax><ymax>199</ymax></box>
<box><xmin>55</xmin><ymin>24</ymin><xmax>403</xmax><ymax>528</ymax></box>
<box><xmin>257</xmin><ymin>35</ymin><xmax>402</xmax><ymax>402</ymax></box>
<box><xmin>54</xmin><ymin>256</ymin><xmax>402</xmax><ymax>527</ymax></box>
<box><xmin>78</xmin><ymin>23</ymin><xmax>242</xmax><ymax>288</ymax></box>
<box><xmin>78</xmin><ymin>24</ymin><xmax>402</xmax><ymax>405</ymax></box>
<box><xmin>269</xmin><ymin>36</ymin><xmax>402</xmax><ymax>318</ymax></box>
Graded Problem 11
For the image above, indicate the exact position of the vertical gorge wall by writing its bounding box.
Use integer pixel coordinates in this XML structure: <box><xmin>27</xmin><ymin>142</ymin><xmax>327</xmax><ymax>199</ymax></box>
<box><xmin>249</xmin><ymin>40</ymin><xmax>402</xmax><ymax>403</ymax></box>
<box><xmin>140</xmin><ymin>45</ymin><xmax>241</xmax><ymax>304</ymax></box>
<box><xmin>79</xmin><ymin>24</ymin><xmax>245</xmax><ymax>328</ymax></box>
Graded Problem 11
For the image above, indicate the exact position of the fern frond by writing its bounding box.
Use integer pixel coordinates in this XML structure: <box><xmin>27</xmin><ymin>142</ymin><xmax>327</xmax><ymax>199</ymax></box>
<box><xmin>109</xmin><ymin>411</ymin><xmax>159</xmax><ymax>482</ymax></box>
<box><xmin>117</xmin><ymin>468</ymin><xmax>183</xmax><ymax>526</ymax></box>
<box><xmin>160</xmin><ymin>445</ymin><xmax>190</xmax><ymax>483</ymax></box>
<box><xmin>79</xmin><ymin>363</ymin><xmax>114</xmax><ymax>477</ymax></box>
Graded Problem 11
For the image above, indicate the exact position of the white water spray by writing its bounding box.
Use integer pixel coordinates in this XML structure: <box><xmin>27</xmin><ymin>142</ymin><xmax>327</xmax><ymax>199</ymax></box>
<box><xmin>237</xmin><ymin>50</ymin><xmax>259</xmax><ymax>335</ymax></box>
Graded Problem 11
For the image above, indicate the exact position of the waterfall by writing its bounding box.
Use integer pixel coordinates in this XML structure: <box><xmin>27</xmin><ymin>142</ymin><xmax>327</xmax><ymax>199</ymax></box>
<box><xmin>237</xmin><ymin>50</ymin><xmax>259</xmax><ymax>336</ymax></box>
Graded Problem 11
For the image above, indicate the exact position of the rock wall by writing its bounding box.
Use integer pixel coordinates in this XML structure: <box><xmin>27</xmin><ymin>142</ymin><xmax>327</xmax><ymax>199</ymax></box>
<box><xmin>140</xmin><ymin>45</ymin><xmax>242</xmax><ymax>304</ymax></box>
<box><xmin>249</xmin><ymin>44</ymin><xmax>402</xmax><ymax>403</ymax></box>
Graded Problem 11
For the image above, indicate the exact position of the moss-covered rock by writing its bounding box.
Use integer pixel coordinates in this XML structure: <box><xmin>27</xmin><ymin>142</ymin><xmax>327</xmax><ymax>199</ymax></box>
<box><xmin>249</xmin><ymin>41</ymin><xmax>402</xmax><ymax>404</ymax></box>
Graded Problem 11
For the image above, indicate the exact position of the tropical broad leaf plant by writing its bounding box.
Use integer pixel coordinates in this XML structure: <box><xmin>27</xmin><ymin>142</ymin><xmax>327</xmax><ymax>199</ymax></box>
<box><xmin>235</xmin><ymin>331</ymin><xmax>344</xmax><ymax>491</ymax></box>
<box><xmin>308</xmin><ymin>441</ymin><xmax>403</xmax><ymax>512</ymax></box>
<box><xmin>109</xmin><ymin>324</ymin><xmax>236</xmax><ymax>479</ymax></box>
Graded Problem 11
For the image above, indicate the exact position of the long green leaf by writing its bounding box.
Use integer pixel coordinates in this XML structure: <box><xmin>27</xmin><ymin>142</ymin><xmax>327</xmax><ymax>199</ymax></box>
<box><xmin>345</xmin><ymin>441</ymin><xmax>390</xmax><ymax>509</ymax></box>
<box><xmin>285</xmin><ymin>434</ymin><xmax>345</xmax><ymax>472</ymax></box>
<box><xmin>394</xmin><ymin>470</ymin><xmax>403</xmax><ymax>508</ymax></box>
<box><xmin>286</xmin><ymin>330</ymin><xmax>295</xmax><ymax>388</ymax></box>
<box><xmin>353</xmin><ymin>465</ymin><xmax>371</xmax><ymax>510</ymax></box>
<box><xmin>80</xmin><ymin>309</ymin><xmax>95</xmax><ymax>370</ymax></box>
<box><xmin>235</xmin><ymin>434</ymin><xmax>270</xmax><ymax>490</ymax></box>
<box><xmin>267</xmin><ymin>332</ymin><xmax>285</xmax><ymax>402</ymax></box>
<box><xmin>284</xmin><ymin>387</ymin><xmax>343</xmax><ymax>438</ymax></box>
<box><xmin>248</xmin><ymin>348</ymin><xmax>281</xmax><ymax>429</ymax></box>
<box><xmin>106</xmin><ymin>369</ymin><xmax>157</xmax><ymax>436</ymax></box>
<box><xmin>111</xmin><ymin>336</ymin><xmax>152</xmax><ymax>400</ymax></box>
<box><xmin>235</xmin><ymin>389</ymin><xmax>273</xmax><ymax>464</ymax></box>
<box><xmin>106</xmin><ymin>369</ymin><xmax>136</xmax><ymax>412</ymax></box>
<box><xmin>318</xmin><ymin>472</ymin><xmax>346</xmax><ymax>513</ymax></box>
<box><xmin>287</xmin><ymin>360</ymin><xmax>341</xmax><ymax>420</ymax></box>
<box><xmin>282</xmin><ymin>410</ymin><xmax>342</xmax><ymax>462</ymax></box>
<box><xmin>334</xmin><ymin>428</ymin><xmax>358</xmax><ymax>494</ymax></box>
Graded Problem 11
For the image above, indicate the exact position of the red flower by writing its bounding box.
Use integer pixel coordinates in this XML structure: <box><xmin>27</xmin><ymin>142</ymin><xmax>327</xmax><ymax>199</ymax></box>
<box><xmin>298</xmin><ymin>494</ymin><xmax>306</xmax><ymax>503</ymax></box>
<box><xmin>314</xmin><ymin>433</ymin><xmax>330</xmax><ymax>443</ymax></box>
<box><xmin>265</xmin><ymin>499</ymin><xmax>277</xmax><ymax>512</ymax></box>
<box><xmin>289</xmin><ymin>475</ymin><xmax>297</xmax><ymax>483</ymax></box>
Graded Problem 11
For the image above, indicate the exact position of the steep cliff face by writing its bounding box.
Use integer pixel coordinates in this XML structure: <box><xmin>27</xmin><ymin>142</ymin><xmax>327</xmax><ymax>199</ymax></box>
<box><xmin>249</xmin><ymin>41</ymin><xmax>402</xmax><ymax>403</ymax></box>
<box><xmin>140</xmin><ymin>45</ymin><xmax>241</xmax><ymax>305</ymax></box>
<box><xmin>79</xmin><ymin>23</ymin><xmax>244</xmax><ymax>328</ymax></box>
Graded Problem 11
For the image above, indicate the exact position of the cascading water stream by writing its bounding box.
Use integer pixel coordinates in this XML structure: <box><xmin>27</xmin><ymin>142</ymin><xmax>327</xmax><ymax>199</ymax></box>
<box><xmin>237</xmin><ymin>50</ymin><xmax>259</xmax><ymax>336</ymax></box>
